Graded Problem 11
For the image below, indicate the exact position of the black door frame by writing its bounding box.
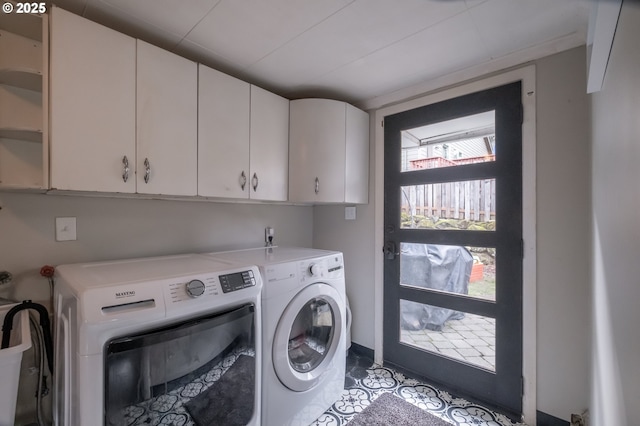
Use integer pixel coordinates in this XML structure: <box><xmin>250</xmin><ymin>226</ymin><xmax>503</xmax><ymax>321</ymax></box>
<box><xmin>383</xmin><ymin>82</ymin><xmax>524</xmax><ymax>418</ymax></box>
<box><xmin>373</xmin><ymin>69</ymin><xmax>537</xmax><ymax>424</ymax></box>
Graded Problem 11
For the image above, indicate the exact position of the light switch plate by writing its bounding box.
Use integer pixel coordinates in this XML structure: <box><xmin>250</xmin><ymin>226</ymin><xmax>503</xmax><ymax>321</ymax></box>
<box><xmin>56</xmin><ymin>217</ymin><xmax>77</xmax><ymax>241</ymax></box>
<box><xmin>345</xmin><ymin>206</ymin><xmax>356</xmax><ymax>220</ymax></box>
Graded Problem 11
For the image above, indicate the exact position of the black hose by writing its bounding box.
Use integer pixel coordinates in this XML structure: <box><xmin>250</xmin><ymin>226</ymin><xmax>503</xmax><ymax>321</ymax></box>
<box><xmin>1</xmin><ymin>300</ymin><xmax>54</xmax><ymax>375</ymax></box>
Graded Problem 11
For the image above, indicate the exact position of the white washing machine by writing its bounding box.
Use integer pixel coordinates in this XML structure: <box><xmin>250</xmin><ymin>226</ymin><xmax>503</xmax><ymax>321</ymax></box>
<box><xmin>208</xmin><ymin>247</ymin><xmax>347</xmax><ymax>426</ymax></box>
<box><xmin>53</xmin><ymin>253</ymin><xmax>262</xmax><ymax>426</ymax></box>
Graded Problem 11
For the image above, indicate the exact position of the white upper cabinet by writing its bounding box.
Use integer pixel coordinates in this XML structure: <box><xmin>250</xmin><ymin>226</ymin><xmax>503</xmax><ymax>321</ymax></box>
<box><xmin>198</xmin><ymin>65</ymin><xmax>250</xmax><ymax>198</ymax></box>
<box><xmin>50</xmin><ymin>7</ymin><xmax>136</xmax><ymax>193</ymax></box>
<box><xmin>249</xmin><ymin>85</ymin><xmax>289</xmax><ymax>201</ymax></box>
<box><xmin>47</xmin><ymin>9</ymin><xmax>343</xmax><ymax>204</ymax></box>
<box><xmin>198</xmin><ymin>66</ymin><xmax>289</xmax><ymax>201</ymax></box>
<box><xmin>50</xmin><ymin>10</ymin><xmax>197</xmax><ymax>197</ymax></box>
<box><xmin>136</xmin><ymin>40</ymin><xmax>197</xmax><ymax>196</ymax></box>
<box><xmin>289</xmin><ymin>99</ymin><xmax>369</xmax><ymax>204</ymax></box>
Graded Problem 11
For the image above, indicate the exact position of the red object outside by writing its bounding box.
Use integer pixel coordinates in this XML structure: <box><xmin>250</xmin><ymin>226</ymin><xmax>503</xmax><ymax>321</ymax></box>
<box><xmin>469</xmin><ymin>263</ymin><xmax>484</xmax><ymax>283</ymax></box>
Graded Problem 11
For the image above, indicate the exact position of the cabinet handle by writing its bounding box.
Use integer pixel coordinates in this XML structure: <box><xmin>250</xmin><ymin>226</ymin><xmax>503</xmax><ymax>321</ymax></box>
<box><xmin>240</xmin><ymin>171</ymin><xmax>247</xmax><ymax>191</ymax></box>
<box><xmin>122</xmin><ymin>156</ymin><xmax>129</xmax><ymax>183</ymax></box>
<box><xmin>315</xmin><ymin>177</ymin><xmax>320</xmax><ymax>194</ymax></box>
<box><xmin>144</xmin><ymin>158</ymin><xmax>151</xmax><ymax>184</ymax></box>
<box><xmin>252</xmin><ymin>173</ymin><xmax>259</xmax><ymax>192</ymax></box>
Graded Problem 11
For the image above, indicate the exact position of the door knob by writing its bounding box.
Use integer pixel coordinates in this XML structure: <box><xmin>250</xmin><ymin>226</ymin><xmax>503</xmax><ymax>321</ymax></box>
<box><xmin>383</xmin><ymin>241</ymin><xmax>399</xmax><ymax>260</ymax></box>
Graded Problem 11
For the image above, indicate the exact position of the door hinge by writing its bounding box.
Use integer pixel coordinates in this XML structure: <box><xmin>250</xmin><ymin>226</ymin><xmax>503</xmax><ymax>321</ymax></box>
<box><xmin>520</xmin><ymin>238</ymin><xmax>525</xmax><ymax>259</ymax></box>
<box><xmin>381</xmin><ymin>120</ymin><xmax>384</xmax><ymax>128</ymax></box>
<box><xmin>521</xmin><ymin>376</ymin><xmax>525</xmax><ymax>396</ymax></box>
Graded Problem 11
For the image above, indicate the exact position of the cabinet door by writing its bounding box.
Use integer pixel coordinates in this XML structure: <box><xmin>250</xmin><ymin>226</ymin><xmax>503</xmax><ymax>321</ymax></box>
<box><xmin>345</xmin><ymin>104</ymin><xmax>369</xmax><ymax>203</ymax></box>
<box><xmin>198</xmin><ymin>65</ymin><xmax>250</xmax><ymax>198</ymax></box>
<box><xmin>289</xmin><ymin>99</ymin><xmax>345</xmax><ymax>203</ymax></box>
<box><xmin>136</xmin><ymin>40</ymin><xmax>197</xmax><ymax>196</ymax></box>
<box><xmin>249</xmin><ymin>86</ymin><xmax>289</xmax><ymax>201</ymax></box>
<box><xmin>50</xmin><ymin>7</ymin><xmax>135</xmax><ymax>193</ymax></box>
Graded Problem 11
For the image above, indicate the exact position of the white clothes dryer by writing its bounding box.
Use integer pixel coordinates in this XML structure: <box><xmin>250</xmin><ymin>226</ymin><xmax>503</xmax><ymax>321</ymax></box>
<box><xmin>53</xmin><ymin>254</ymin><xmax>262</xmax><ymax>426</ymax></box>
<box><xmin>208</xmin><ymin>247</ymin><xmax>347</xmax><ymax>426</ymax></box>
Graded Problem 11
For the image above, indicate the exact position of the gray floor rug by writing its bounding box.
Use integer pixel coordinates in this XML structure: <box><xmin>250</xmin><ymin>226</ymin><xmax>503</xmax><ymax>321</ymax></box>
<box><xmin>184</xmin><ymin>354</ymin><xmax>254</xmax><ymax>425</ymax></box>
<box><xmin>348</xmin><ymin>392</ymin><xmax>452</xmax><ymax>426</ymax></box>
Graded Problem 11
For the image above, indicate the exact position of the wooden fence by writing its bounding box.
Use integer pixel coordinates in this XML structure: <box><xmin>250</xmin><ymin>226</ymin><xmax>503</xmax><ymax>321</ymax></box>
<box><xmin>402</xmin><ymin>179</ymin><xmax>496</xmax><ymax>221</ymax></box>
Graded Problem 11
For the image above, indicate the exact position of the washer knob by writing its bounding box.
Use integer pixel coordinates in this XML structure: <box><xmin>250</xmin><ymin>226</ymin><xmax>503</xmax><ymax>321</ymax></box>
<box><xmin>185</xmin><ymin>279</ymin><xmax>206</xmax><ymax>298</ymax></box>
<box><xmin>309</xmin><ymin>263</ymin><xmax>321</xmax><ymax>277</ymax></box>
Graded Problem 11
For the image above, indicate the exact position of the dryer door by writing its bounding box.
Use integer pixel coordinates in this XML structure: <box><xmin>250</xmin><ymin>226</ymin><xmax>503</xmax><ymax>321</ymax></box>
<box><xmin>273</xmin><ymin>282</ymin><xmax>345</xmax><ymax>392</ymax></box>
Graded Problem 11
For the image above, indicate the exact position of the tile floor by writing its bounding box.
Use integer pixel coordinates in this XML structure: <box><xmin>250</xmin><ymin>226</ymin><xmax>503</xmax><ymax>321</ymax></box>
<box><xmin>312</xmin><ymin>349</ymin><xmax>527</xmax><ymax>426</ymax></box>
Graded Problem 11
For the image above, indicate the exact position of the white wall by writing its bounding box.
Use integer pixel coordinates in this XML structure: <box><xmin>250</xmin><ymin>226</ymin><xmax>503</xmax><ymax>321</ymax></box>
<box><xmin>313</xmin><ymin>201</ymin><xmax>376</xmax><ymax>348</ymax></box>
<box><xmin>590</xmin><ymin>3</ymin><xmax>640</xmax><ymax>425</ymax></box>
<box><xmin>0</xmin><ymin>193</ymin><xmax>313</xmax><ymax>302</ymax></box>
<box><xmin>535</xmin><ymin>47</ymin><xmax>592</xmax><ymax>421</ymax></box>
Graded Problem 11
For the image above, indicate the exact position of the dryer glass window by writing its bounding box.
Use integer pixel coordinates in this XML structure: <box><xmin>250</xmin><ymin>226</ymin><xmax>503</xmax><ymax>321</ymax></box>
<box><xmin>103</xmin><ymin>304</ymin><xmax>256</xmax><ymax>426</ymax></box>
<box><xmin>288</xmin><ymin>298</ymin><xmax>335</xmax><ymax>373</ymax></box>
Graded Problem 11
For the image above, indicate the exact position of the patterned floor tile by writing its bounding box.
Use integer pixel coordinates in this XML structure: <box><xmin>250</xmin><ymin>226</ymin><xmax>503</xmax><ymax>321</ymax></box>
<box><xmin>312</xmin><ymin>351</ymin><xmax>527</xmax><ymax>426</ymax></box>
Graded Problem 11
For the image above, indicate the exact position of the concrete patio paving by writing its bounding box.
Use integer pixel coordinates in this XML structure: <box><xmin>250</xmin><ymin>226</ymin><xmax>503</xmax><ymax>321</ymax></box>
<box><xmin>400</xmin><ymin>313</ymin><xmax>496</xmax><ymax>371</ymax></box>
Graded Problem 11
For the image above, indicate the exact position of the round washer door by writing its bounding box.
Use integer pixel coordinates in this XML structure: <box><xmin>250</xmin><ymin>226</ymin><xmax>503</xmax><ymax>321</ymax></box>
<box><xmin>272</xmin><ymin>282</ymin><xmax>345</xmax><ymax>392</ymax></box>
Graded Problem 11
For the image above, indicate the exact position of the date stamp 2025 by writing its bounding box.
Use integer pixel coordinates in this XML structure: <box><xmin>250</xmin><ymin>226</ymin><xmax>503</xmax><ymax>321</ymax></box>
<box><xmin>3</xmin><ymin>2</ymin><xmax>47</xmax><ymax>14</ymax></box>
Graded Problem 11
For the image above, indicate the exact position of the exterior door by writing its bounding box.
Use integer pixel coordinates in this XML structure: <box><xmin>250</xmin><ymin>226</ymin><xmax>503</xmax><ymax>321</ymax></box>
<box><xmin>383</xmin><ymin>82</ymin><xmax>523</xmax><ymax>417</ymax></box>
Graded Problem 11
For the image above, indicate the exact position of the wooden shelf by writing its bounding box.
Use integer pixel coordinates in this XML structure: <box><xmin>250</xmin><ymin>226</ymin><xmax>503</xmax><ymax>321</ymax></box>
<box><xmin>0</xmin><ymin>30</ymin><xmax>43</xmax><ymax>78</ymax></box>
<box><xmin>0</xmin><ymin>4</ymin><xmax>43</xmax><ymax>41</ymax></box>
<box><xmin>0</xmin><ymin>68</ymin><xmax>42</xmax><ymax>91</ymax></box>
<box><xmin>0</xmin><ymin>136</ymin><xmax>44</xmax><ymax>189</ymax></box>
<box><xmin>0</xmin><ymin>128</ymin><xmax>42</xmax><ymax>143</ymax></box>
<box><xmin>0</xmin><ymin>10</ymin><xmax>47</xmax><ymax>190</ymax></box>
<box><xmin>0</xmin><ymin>84</ymin><xmax>43</xmax><ymax>138</ymax></box>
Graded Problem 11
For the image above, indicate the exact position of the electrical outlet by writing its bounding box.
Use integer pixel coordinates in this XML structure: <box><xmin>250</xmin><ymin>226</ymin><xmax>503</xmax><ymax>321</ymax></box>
<box><xmin>56</xmin><ymin>217</ymin><xmax>77</xmax><ymax>241</ymax></box>
<box><xmin>265</xmin><ymin>227</ymin><xmax>274</xmax><ymax>246</ymax></box>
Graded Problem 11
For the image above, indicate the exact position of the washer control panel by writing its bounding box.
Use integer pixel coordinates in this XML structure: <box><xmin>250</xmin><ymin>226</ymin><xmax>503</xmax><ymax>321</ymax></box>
<box><xmin>219</xmin><ymin>270</ymin><xmax>256</xmax><ymax>293</ymax></box>
<box><xmin>168</xmin><ymin>275</ymin><xmax>220</xmax><ymax>303</ymax></box>
<box><xmin>299</xmin><ymin>254</ymin><xmax>344</xmax><ymax>282</ymax></box>
<box><xmin>169</xmin><ymin>270</ymin><xmax>256</xmax><ymax>302</ymax></box>
<box><xmin>167</xmin><ymin>269</ymin><xmax>257</xmax><ymax>304</ymax></box>
<box><xmin>185</xmin><ymin>279</ymin><xmax>206</xmax><ymax>297</ymax></box>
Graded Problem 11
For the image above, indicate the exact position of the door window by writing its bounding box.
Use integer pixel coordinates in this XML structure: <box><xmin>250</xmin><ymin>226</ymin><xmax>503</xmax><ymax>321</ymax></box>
<box><xmin>401</xmin><ymin>111</ymin><xmax>496</xmax><ymax>173</ymax></box>
<box><xmin>288</xmin><ymin>298</ymin><xmax>335</xmax><ymax>373</ymax></box>
<box><xmin>400</xmin><ymin>243</ymin><xmax>496</xmax><ymax>301</ymax></box>
<box><xmin>400</xmin><ymin>179</ymin><xmax>496</xmax><ymax>231</ymax></box>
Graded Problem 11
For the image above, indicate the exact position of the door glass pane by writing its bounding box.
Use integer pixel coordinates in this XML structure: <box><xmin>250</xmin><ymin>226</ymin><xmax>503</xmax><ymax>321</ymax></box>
<box><xmin>400</xmin><ymin>179</ymin><xmax>496</xmax><ymax>230</ymax></box>
<box><xmin>400</xmin><ymin>300</ymin><xmax>496</xmax><ymax>371</ymax></box>
<box><xmin>400</xmin><ymin>243</ymin><xmax>496</xmax><ymax>301</ymax></box>
<box><xmin>401</xmin><ymin>111</ymin><xmax>495</xmax><ymax>172</ymax></box>
<box><xmin>288</xmin><ymin>298</ymin><xmax>334</xmax><ymax>373</ymax></box>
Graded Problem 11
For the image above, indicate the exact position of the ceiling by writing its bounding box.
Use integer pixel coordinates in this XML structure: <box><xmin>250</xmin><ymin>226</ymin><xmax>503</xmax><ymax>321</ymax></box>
<box><xmin>51</xmin><ymin>0</ymin><xmax>591</xmax><ymax>109</ymax></box>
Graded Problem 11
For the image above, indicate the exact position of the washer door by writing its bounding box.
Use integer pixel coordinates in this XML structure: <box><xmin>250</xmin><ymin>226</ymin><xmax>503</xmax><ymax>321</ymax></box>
<box><xmin>273</xmin><ymin>283</ymin><xmax>344</xmax><ymax>392</ymax></box>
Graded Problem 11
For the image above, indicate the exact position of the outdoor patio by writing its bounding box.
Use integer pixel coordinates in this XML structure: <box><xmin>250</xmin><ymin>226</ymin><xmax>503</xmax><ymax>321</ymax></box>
<box><xmin>400</xmin><ymin>312</ymin><xmax>496</xmax><ymax>371</ymax></box>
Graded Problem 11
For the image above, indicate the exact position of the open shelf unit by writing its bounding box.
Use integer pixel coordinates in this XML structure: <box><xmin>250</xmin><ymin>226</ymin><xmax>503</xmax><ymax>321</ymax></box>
<box><xmin>0</xmin><ymin>5</ymin><xmax>48</xmax><ymax>190</ymax></box>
